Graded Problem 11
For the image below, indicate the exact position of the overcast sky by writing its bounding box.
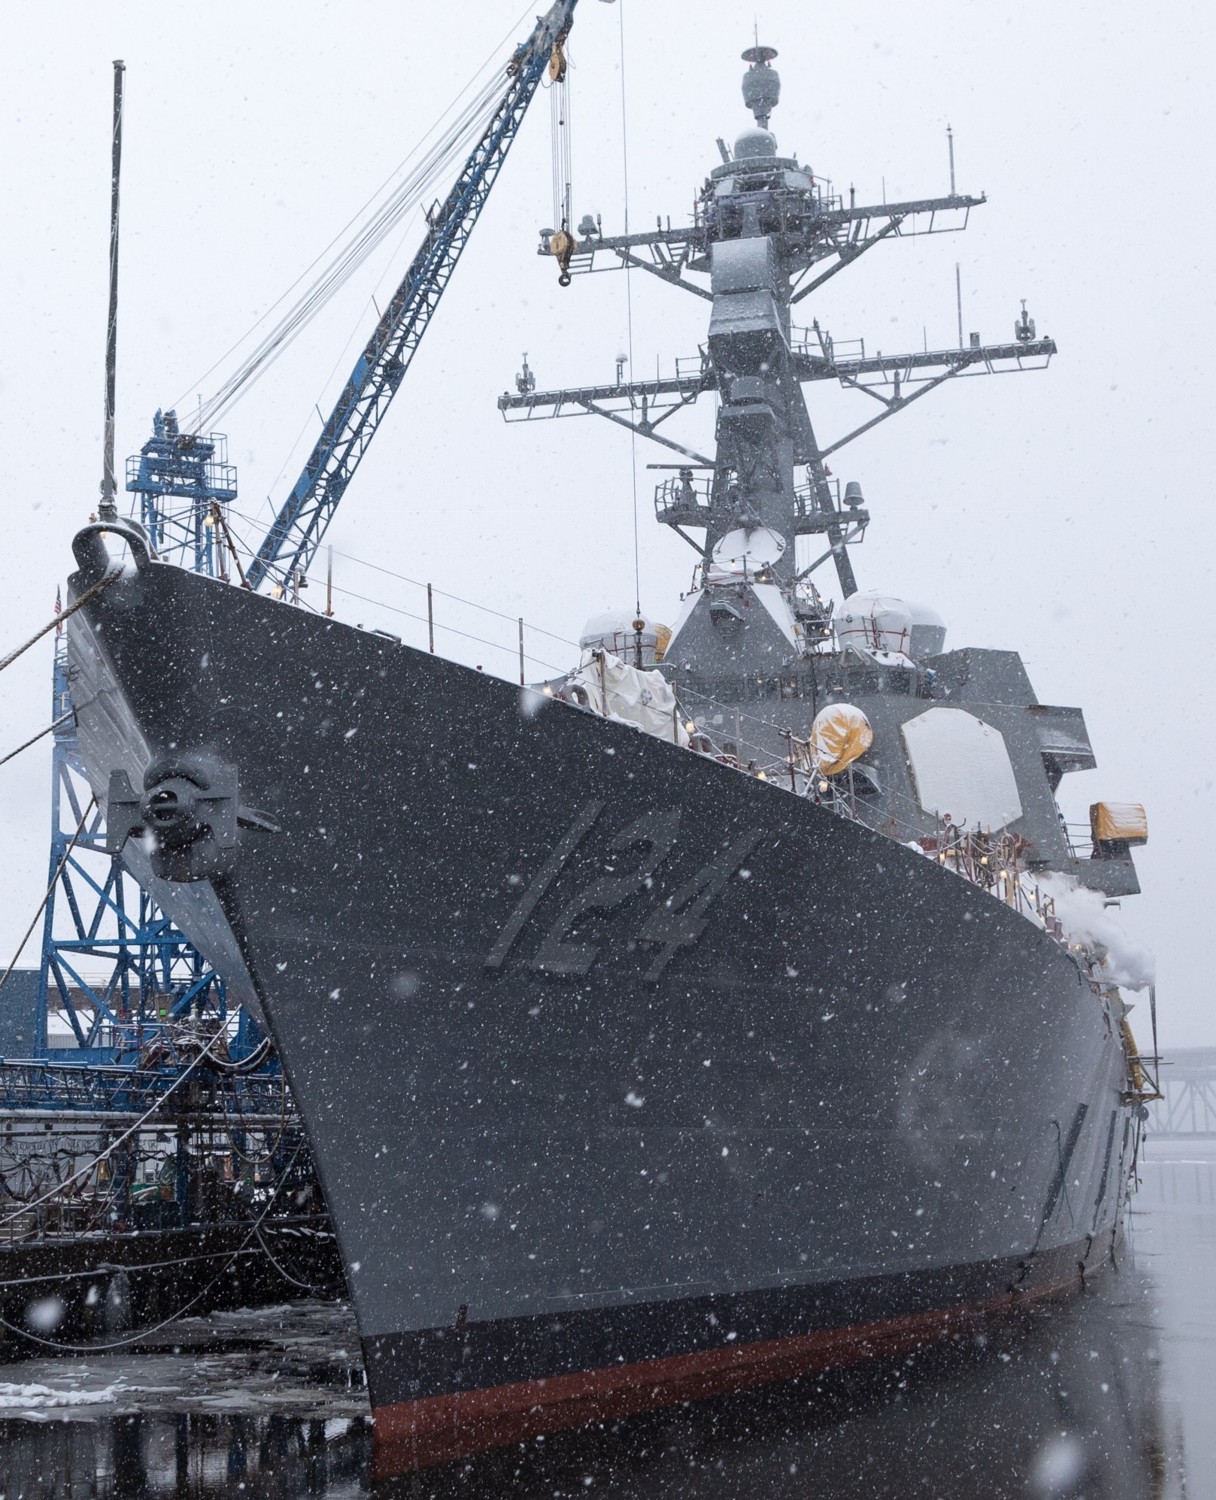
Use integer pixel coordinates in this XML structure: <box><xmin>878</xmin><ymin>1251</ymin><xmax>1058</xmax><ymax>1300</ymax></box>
<box><xmin>2</xmin><ymin>1</ymin><xmax>1213</xmax><ymax>1048</ymax></box>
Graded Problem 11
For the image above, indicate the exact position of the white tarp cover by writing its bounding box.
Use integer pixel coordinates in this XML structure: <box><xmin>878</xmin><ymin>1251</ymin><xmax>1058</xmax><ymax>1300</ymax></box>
<box><xmin>1035</xmin><ymin>872</ymin><xmax>1155</xmax><ymax>989</ymax></box>
<box><xmin>901</xmin><ymin>706</ymin><xmax>1023</xmax><ymax>829</ymax></box>
<box><xmin>566</xmin><ymin>654</ymin><xmax>689</xmax><ymax>745</ymax></box>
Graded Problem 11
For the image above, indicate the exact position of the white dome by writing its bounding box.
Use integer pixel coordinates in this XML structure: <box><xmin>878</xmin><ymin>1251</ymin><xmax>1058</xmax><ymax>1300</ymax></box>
<box><xmin>580</xmin><ymin>609</ymin><xmax>638</xmax><ymax>645</ymax></box>
<box><xmin>734</xmin><ymin>127</ymin><xmax>778</xmax><ymax>160</ymax></box>
<box><xmin>708</xmin><ymin>525</ymin><xmax>785</xmax><ymax>582</ymax></box>
<box><xmin>579</xmin><ymin>609</ymin><xmax>671</xmax><ymax>666</ymax></box>
<box><xmin>835</xmin><ymin>591</ymin><xmax>946</xmax><ymax>660</ymax></box>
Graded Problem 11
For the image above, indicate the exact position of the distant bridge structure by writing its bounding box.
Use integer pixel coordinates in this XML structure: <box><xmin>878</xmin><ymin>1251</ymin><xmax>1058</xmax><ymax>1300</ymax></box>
<box><xmin>1147</xmin><ymin>1048</ymin><xmax>1216</xmax><ymax>1138</ymax></box>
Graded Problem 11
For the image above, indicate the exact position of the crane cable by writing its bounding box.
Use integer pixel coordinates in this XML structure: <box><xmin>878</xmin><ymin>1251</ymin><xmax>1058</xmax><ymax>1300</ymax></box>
<box><xmin>189</xmin><ymin>76</ymin><xmax>505</xmax><ymax>432</ymax></box>
<box><xmin>178</xmin><ymin>5</ymin><xmax>535</xmax><ymax>433</ymax></box>
<box><xmin>549</xmin><ymin>47</ymin><xmax>574</xmax><ymax>239</ymax></box>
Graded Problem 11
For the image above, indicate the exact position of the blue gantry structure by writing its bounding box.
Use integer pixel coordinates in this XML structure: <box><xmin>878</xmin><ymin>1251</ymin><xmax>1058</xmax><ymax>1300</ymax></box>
<box><xmin>26</xmin><ymin>0</ymin><xmax>583</xmax><ymax>1072</ymax></box>
<box><xmin>127</xmin><ymin>411</ymin><xmax>238</xmax><ymax>577</ymax></box>
<box><xmin>34</xmin><ymin>424</ymin><xmax>252</xmax><ymax>1066</ymax></box>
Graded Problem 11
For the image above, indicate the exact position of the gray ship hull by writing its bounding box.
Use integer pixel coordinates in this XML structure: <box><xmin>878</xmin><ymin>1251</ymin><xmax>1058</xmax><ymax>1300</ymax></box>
<box><xmin>66</xmin><ymin>543</ymin><xmax>1134</xmax><ymax>1469</ymax></box>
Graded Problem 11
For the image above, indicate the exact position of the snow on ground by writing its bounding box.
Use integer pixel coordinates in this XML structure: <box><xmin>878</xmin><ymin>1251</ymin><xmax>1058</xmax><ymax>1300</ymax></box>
<box><xmin>0</xmin><ymin>1379</ymin><xmax>123</xmax><ymax>1409</ymax></box>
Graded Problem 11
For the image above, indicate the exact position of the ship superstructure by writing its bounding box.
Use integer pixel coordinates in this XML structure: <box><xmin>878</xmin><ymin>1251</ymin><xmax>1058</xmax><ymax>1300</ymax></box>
<box><xmin>60</xmin><ymin>33</ymin><xmax>1153</xmax><ymax>1477</ymax></box>
<box><xmin>508</xmin><ymin>45</ymin><xmax>1144</xmax><ymax>911</ymax></box>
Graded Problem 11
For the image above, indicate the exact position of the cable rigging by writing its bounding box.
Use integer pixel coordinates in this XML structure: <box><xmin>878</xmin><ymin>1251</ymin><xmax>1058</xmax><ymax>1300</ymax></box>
<box><xmin>175</xmin><ymin>4</ymin><xmax>536</xmax><ymax>429</ymax></box>
<box><xmin>240</xmin><ymin>2</ymin><xmax>584</xmax><ymax>596</ymax></box>
<box><xmin>549</xmin><ymin>35</ymin><xmax>575</xmax><ymax>283</ymax></box>
<box><xmin>0</xmin><ymin>568</ymin><xmax>122</xmax><ymax>678</ymax></box>
<box><xmin>0</xmin><ymin>1141</ymin><xmax>310</xmax><ymax>1352</ymax></box>
<box><xmin>189</xmin><ymin>74</ymin><xmax>507</xmax><ymax>433</ymax></box>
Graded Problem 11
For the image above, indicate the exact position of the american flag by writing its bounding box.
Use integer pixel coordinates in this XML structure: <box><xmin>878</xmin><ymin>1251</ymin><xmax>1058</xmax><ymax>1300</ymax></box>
<box><xmin>54</xmin><ymin>585</ymin><xmax>63</xmax><ymax>636</ymax></box>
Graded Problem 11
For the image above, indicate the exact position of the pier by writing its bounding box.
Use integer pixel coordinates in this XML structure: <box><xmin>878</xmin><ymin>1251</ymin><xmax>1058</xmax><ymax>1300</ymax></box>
<box><xmin>1147</xmin><ymin>1047</ymin><xmax>1216</xmax><ymax>1138</ymax></box>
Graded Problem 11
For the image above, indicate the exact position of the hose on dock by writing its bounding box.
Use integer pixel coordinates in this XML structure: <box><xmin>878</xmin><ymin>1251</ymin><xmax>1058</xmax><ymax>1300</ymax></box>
<box><xmin>0</xmin><ymin>1029</ymin><xmax>225</xmax><ymax>1233</ymax></box>
<box><xmin>0</xmin><ymin>1143</ymin><xmax>313</xmax><ymax>1353</ymax></box>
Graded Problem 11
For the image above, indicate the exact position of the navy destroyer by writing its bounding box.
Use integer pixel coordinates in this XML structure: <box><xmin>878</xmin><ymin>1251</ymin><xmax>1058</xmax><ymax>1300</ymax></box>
<box><xmin>62</xmin><ymin>23</ymin><xmax>1152</xmax><ymax>1475</ymax></box>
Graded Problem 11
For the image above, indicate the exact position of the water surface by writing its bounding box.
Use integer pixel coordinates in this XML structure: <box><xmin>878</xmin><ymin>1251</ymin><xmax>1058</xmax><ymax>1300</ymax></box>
<box><xmin>2</xmin><ymin>1139</ymin><xmax>1209</xmax><ymax>1498</ymax></box>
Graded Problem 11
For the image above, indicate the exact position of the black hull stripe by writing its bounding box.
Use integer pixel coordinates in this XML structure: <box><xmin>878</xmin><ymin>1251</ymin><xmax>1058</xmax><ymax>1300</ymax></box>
<box><xmin>368</xmin><ymin>1242</ymin><xmax>1091</xmax><ymax>1476</ymax></box>
<box><xmin>371</xmin><ymin>1249</ymin><xmax>1093</xmax><ymax>1475</ymax></box>
<box><xmin>361</xmin><ymin>1236</ymin><xmax>1102</xmax><ymax>1408</ymax></box>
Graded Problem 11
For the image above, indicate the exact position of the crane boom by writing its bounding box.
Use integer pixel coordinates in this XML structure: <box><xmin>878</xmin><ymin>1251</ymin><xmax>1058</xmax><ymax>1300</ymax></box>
<box><xmin>246</xmin><ymin>1</ymin><xmax>579</xmax><ymax>594</ymax></box>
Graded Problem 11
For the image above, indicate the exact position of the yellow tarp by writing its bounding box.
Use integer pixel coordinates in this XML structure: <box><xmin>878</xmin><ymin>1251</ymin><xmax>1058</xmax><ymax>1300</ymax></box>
<box><xmin>1090</xmin><ymin>802</ymin><xmax>1148</xmax><ymax>844</ymax></box>
<box><xmin>809</xmin><ymin>704</ymin><xmax>873</xmax><ymax>776</ymax></box>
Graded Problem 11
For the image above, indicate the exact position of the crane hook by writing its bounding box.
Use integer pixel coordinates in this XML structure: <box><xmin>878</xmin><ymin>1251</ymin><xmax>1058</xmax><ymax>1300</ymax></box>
<box><xmin>549</xmin><ymin>227</ymin><xmax>577</xmax><ymax>288</ymax></box>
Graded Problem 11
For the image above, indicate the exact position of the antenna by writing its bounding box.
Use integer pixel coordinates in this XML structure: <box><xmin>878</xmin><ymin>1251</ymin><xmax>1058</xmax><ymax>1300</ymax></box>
<box><xmin>955</xmin><ymin>263</ymin><xmax>964</xmax><ymax>350</ymax></box>
<box><xmin>99</xmin><ymin>60</ymin><xmax>125</xmax><ymax>523</ymax></box>
<box><xmin>947</xmin><ymin>123</ymin><xmax>956</xmax><ymax>197</ymax></box>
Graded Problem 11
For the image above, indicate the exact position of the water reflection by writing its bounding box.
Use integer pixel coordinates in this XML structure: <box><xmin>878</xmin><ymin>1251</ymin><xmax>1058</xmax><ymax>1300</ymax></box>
<box><xmin>0</xmin><ymin>1267</ymin><xmax>1169</xmax><ymax>1500</ymax></box>
<box><xmin>0</xmin><ymin>1411</ymin><xmax>373</xmax><ymax>1498</ymax></box>
<box><xmin>4</xmin><ymin>1144</ymin><xmax>1210</xmax><ymax>1499</ymax></box>
<box><xmin>383</xmin><ymin>1269</ymin><xmax>1168</xmax><ymax>1500</ymax></box>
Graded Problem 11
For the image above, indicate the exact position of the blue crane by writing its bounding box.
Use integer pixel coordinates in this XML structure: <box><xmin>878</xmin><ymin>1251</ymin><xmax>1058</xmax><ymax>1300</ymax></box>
<box><xmin>35</xmin><ymin>6</ymin><xmax>581</xmax><ymax>1063</ymax></box>
<box><xmin>245</xmin><ymin>0</ymin><xmax>581</xmax><ymax>595</ymax></box>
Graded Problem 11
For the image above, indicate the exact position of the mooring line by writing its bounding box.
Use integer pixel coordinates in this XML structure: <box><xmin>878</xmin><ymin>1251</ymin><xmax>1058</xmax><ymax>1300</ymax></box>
<box><xmin>0</xmin><ymin>567</ymin><xmax>122</xmax><ymax>677</ymax></box>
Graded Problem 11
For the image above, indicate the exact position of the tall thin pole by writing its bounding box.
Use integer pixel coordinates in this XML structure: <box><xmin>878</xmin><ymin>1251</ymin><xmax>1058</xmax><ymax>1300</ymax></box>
<box><xmin>947</xmin><ymin>124</ymin><xmax>956</xmax><ymax>196</ymax></box>
<box><xmin>427</xmin><ymin>584</ymin><xmax>435</xmax><ymax>653</ymax></box>
<box><xmin>518</xmin><ymin>618</ymin><xmax>525</xmax><ymax>686</ymax></box>
<box><xmin>100</xmin><ymin>61</ymin><xmax>125</xmax><ymax>522</ymax></box>
<box><xmin>955</xmin><ymin>263</ymin><xmax>964</xmax><ymax>350</ymax></box>
<box><xmin>617</xmin><ymin>0</ymin><xmax>642</xmax><ymax>623</ymax></box>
